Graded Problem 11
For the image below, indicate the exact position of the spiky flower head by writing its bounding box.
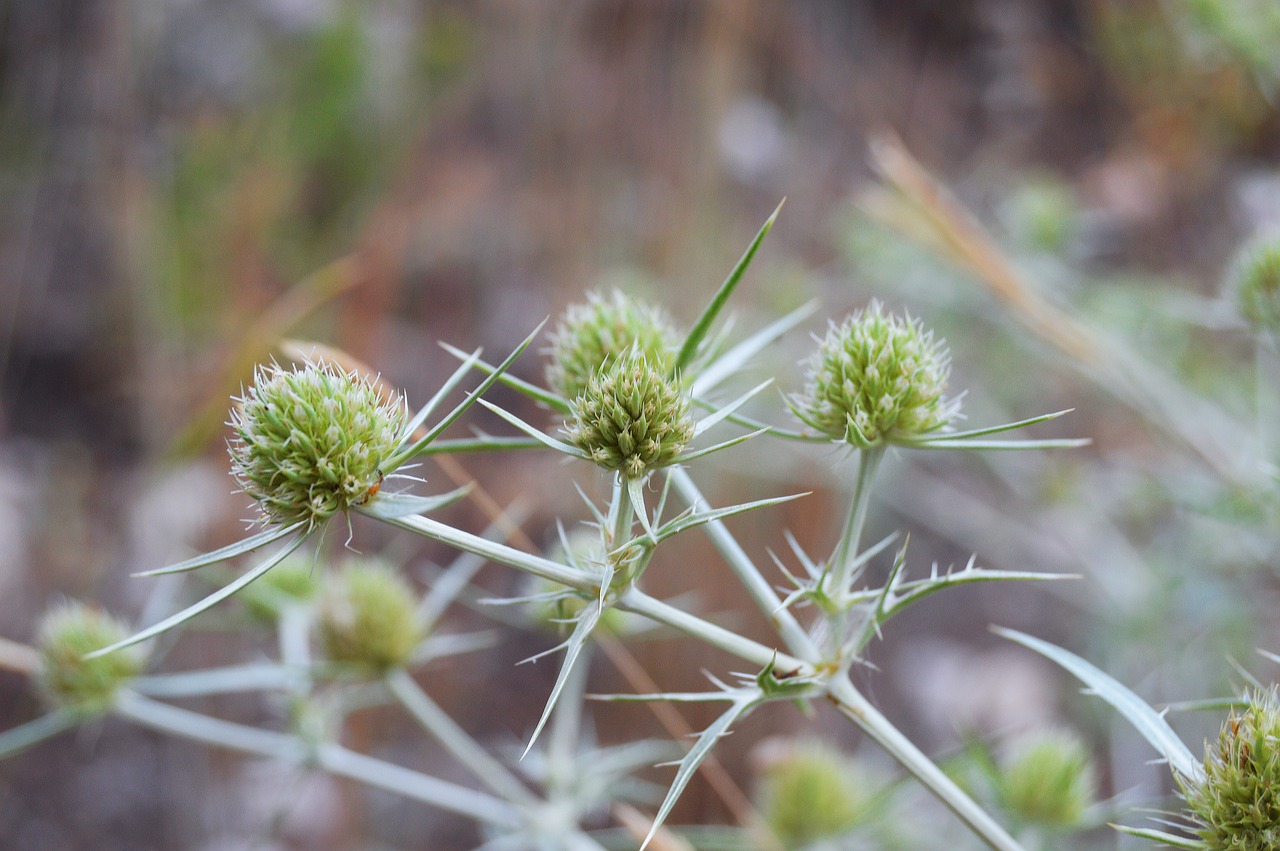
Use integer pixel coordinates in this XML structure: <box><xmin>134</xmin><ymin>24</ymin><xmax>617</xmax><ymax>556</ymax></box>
<box><xmin>794</xmin><ymin>301</ymin><xmax>957</xmax><ymax>447</ymax></box>
<box><xmin>565</xmin><ymin>349</ymin><xmax>694</xmax><ymax>479</ymax></box>
<box><xmin>229</xmin><ymin>361</ymin><xmax>405</xmax><ymax>529</ymax></box>
<box><xmin>757</xmin><ymin>741</ymin><xmax>869</xmax><ymax>847</ymax></box>
<box><xmin>996</xmin><ymin>730</ymin><xmax>1096</xmax><ymax>829</ymax></box>
<box><xmin>317</xmin><ymin>560</ymin><xmax>424</xmax><ymax>673</ymax></box>
<box><xmin>1230</xmin><ymin>237</ymin><xmax>1280</xmax><ymax>336</ymax></box>
<box><xmin>545</xmin><ymin>290</ymin><xmax>678</xmax><ymax>400</ymax></box>
<box><xmin>37</xmin><ymin>603</ymin><xmax>145</xmax><ymax>715</ymax></box>
<box><xmin>1182</xmin><ymin>688</ymin><xmax>1280</xmax><ymax>851</ymax></box>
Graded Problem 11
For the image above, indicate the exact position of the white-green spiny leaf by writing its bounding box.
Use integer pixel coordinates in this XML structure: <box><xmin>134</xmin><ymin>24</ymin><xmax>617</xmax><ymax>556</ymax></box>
<box><xmin>439</xmin><ymin>341</ymin><xmax>571</xmax><ymax>414</ymax></box>
<box><xmin>691</xmin><ymin>300</ymin><xmax>817</xmax><ymax>397</ymax></box>
<box><xmin>358</xmin><ymin>484</ymin><xmax>474</xmax><ymax>520</ymax></box>
<box><xmin>476</xmin><ymin>400</ymin><xmax>591</xmax><ymax>459</ymax></box>
<box><xmin>520</xmin><ymin>598</ymin><xmax>607</xmax><ymax>760</ymax></box>
<box><xmin>88</xmin><ymin>535</ymin><xmax>307</xmax><ymax>659</ymax></box>
<box><xmin>655</xmin><ymin>493</ymin><xmax>808</xmax><ymax>544</ymax></box>
<box><xmin>132</xmin><ymin>521</ymin><xmax>305</xmax><ymax>577</ymax></box>
<box><xmin>996</xmin><ymin>627</ymin><xmax>1203</xmax><ymax>783</ymax></box>
<box><xmin>1112</xmin><ymin>824</ymin><xmax>1203</xmax><ymax>848</ymax></box>
<box><xmin>641</xmin><ymin>695</ymin><xmax>762</xmax><ymax>850</ymax></box>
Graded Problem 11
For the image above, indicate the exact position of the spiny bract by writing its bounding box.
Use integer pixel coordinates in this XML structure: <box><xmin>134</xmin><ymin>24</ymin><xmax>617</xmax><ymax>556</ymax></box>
<box><xmin>229</xmin><ymin>361</ymin><xmax>406</xmax><ymax>529</ymax></box>
<box><xmin>794</xmin><ymin>300</ymin><xmax>957</xmax><ymax>447</ymax></box>
<box><xmin>565</xmin><ymin>349</ymin><xmax>694</xmax><ymax>479</ymax></box>
<box><xmin>1183</xmin><ymin>688</ymin><xmax>1280</xmax><ymax>851</ymax></box>
<box><xmin>545</xmin><ymin>289</ymin><xmax>678</xmax><ymax>400</ymax></box>
<box><xmin>317</xmin><ymin>560</ymin><xmax>425</xmax><ymax>673</ymax></box>
<box><xmin>38</xmin><ymin>602</ymin><xmax>145</xmax><ymax>715</ymax></box>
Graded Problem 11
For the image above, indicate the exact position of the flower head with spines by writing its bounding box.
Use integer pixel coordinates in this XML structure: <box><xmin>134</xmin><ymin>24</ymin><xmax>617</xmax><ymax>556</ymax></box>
<box><xmin>564</xmin><ymin>349</ymin><xmax>694</xmax><ymax>480</ymax></box>
<box><xmin>545</xmin><ymin>289</ymin><xmax>678</xmax><ymax>401</ymax></box>
<box><xmin>1230</xmin><ymin>236</ymin><xmax>1280</xmax><ymax>338</ymax></box>
<box><xmin>37</xmin><ymin>603</ymin><xmax>145</xmax><ymax>715</ymax></box>
<box><xmin>229</xmin><ymin>361</ymin><xmax>406</xmax><ymax>529</ymax></box>
<box><xmin>1182</xmin><ymin>688</ymin><xmax>1280</xmax><ymax>851</ymax></box>
<box><xmin>793</xmin><ymin>300</ymin><xmax>958</xmax><ymax>448</ymax></box>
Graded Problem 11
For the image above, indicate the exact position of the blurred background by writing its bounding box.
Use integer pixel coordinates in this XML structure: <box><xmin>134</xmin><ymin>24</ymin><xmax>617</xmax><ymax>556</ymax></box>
<box><xmin>2</xmin><ymin>0</ymin><xmax>1279</xmax><ymax>848</ymax></box>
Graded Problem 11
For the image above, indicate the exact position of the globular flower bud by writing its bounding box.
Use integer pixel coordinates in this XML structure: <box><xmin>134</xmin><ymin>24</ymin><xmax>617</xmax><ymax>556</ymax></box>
<box><xmin>756</xmin><ymin>741</ymin><xmax>868</xmax><ymax>847</ymax></box>
<box><xmin>317</xmin><ymin>561</ymin><xmax>423</xmax><ymax>673</ymax></box>
<box><xmin>37</xmin><ymin>603</ymin><xmax>145</xmax><ymax>715</ymax></box>
<box><xmin>229</xmin><ymin>362</ymin><xmax>405</xmax><ymax>529</ymax></box>
<box><xmin>1182</xmin><ymin>688</ymin><xmax>1280</xmax><ymax>851</ymax></box>
<box><xmin>1229</xmin><ymin>237</ymin><xmax>1280</xmax><ymax>336</ymax></box>
<box><xmin>996</xmin><ymin>730</ymin><xmax>1095</xmax><ymax>829</ymax></box>
<box><xmin>564</xmin><ymin>350</ymin><xmax>694</xmax><ymax>479</ymax></box>
<box><xmin>794</xmin><ymin>301</ymin><xmax>957</xmax><ymax>447</ymax></box>
<box><xmin>545</xmin><ymin>290</ymin><xmax>678</xmax><ymax>400</ymax></box>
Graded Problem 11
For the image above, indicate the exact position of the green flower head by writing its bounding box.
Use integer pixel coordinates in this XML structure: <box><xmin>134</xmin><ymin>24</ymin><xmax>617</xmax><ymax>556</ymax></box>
<box><xmin>317</xmin><ymin>560</ymin><xmax>424</xmax><ymax>673</ymax></box>
<box><xmin>37</xmin><ymin>603</ymin><xmax>145</xmax><ymax>715</ymax></box>
<box><xmin>794</xmin><ymin>301</ymin><xmax>957</xmax><ymax>447</ymax></box>
<box><xmin>997</xmin><ymin>730</ymin><xmax>1095</xmax><ymax>829</ymax></box>
<box><xmin>229</xmin><ymin>361</ymin><xmax>406</xmax><ymax>529</ymax></box>
<box><xmin>1183</xmin><ymin>688</ymin><xmax>1280</xmax><ymax>851</ymax></box>
<box><xmin>565</xmin><ymin>349</ymin><xmax>694</xmax><ymax>479</ymax></box>
<box><xmin>545</xmin><ymin>290</ymin><xmax>678</xmax><ymax>400</ymax></box>
<box><xmin>757</xmin><ymin>741</ymin><xmax>869</xmax><ymax>847</ymax></box>
<box><xmin>1230</xmin><ymin>237</ymin><xmax>1280</xmax><ymax>336</ymax></box>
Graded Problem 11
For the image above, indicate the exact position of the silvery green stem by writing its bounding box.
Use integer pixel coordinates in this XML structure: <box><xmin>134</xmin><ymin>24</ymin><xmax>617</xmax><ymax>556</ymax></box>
<box><xmin>115</xmin><ymin>690</ymin><xmax>520</xmax><ymax>828</ymax></box>
<box><xmin>387</xmin><ymin>669</ymin><xmax>538</xmax><ymax>807</ymax></box>
<box><xmin>379</xmin><ymin>513</ymin><xmax>598</xmax><ymax>593</ymax></box>
<box><xmin>387</xmin><ymin>511</ymin><xmax>807</xmax><ymax>674</ymax></box>
<box><xmin>826</xmin><ymin>677</ymin><xmax>1024</xmax><ymax>851</ymax></box>
<box><xmin>609</xmin><ymin>477</ymin><xmax>632</xmax><ymax>548</ymax></box>
<box><xmin>668</xmin><ymin>468</ymin><xmax>816</xmax><ymax>658</ymax></box>
<box><xmin>830</xmin><ymin>447</ymin><xmax>885</xmax><ymax>596</ymax></box>
<box><xmin>618</xmin><ymin>588</ymin><xmax>810</xmax><ymax>675</ymax></box>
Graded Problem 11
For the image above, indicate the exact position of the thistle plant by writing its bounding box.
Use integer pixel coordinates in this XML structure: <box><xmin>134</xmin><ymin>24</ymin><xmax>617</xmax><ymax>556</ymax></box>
<box><xmin>2</xmin><ymin>203</ymin><xmax>1110</xmax><ymax>851</ymax></box>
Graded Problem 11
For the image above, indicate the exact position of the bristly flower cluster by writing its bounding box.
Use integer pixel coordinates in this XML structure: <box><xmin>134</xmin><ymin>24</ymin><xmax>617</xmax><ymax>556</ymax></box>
<box><xmin>545</xmin><ymin>290</ymin><xmax>678</xmax><ymax>400</ymax></box>
<box><xmin>38</xmin><ymin>603</ymin><xmax>145</xmax><ymax>715</ymax></box>
<box><xmin>1230</xmin><ymin>237</ymin><xmax>1280</xmax><ymax>337</ymax></box>
<box><xmin>318</xmin><ymin>560</ymin><xmax>425</xmax><ymax>673</ymax></box>
<box><xmin>997</xmin><ymin>730</ymin><xmax>1096</xmax><ymax>830</ymax></box>
<box><xmin>793</xmin><ymin>300</ymin><xmax>958</xmax><ymax>447</ymax></box>
<box><xmin>565</xmin><ymin>349</ymin><xmax>694</xmax><ymax>479</ymax></box>
<box><xmin>229</xmin><ymin>361</ymin><xmax>406</xmax><ymax>529</ymax></box>
<box><xmin>1182</xmin><ymin>688</ymin><xmax>1280</xmax><ymax>851</ymax></box>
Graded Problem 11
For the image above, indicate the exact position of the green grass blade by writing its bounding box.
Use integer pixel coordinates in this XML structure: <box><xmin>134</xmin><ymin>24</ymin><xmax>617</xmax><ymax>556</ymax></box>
<box><xmin>995</xmin><ymin>627</ymin><xmax>1203</xmax><ymax>783</ymax></box>
<box><xmin>674</xmin><ymin>201</ymin><xmax>783</xmax><ymax>373</ymax></box>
